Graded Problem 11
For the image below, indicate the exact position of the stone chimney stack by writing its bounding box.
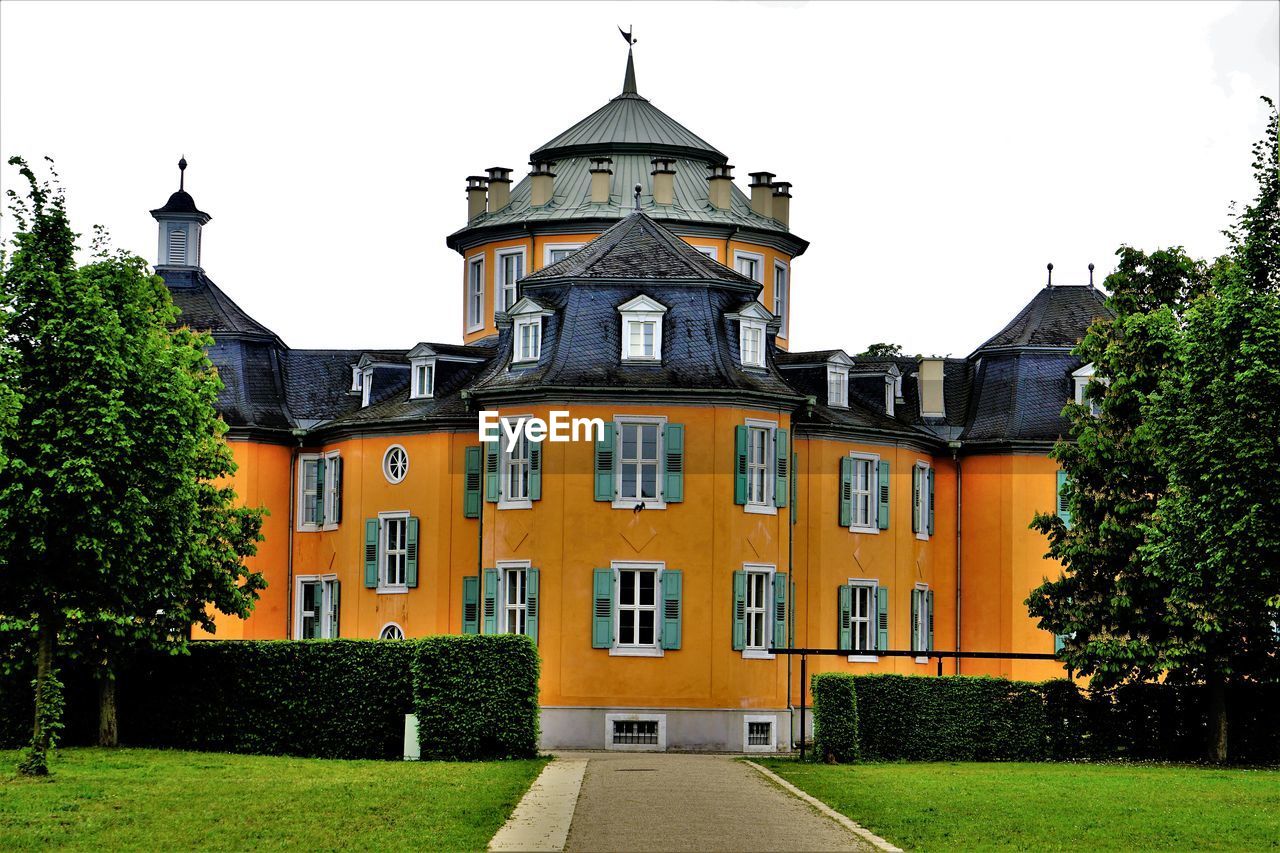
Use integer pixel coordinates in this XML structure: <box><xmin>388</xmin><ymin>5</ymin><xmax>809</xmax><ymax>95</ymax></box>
<box><xmin>589</xmin><ymin>157</ymin><xmax>613</xmax><ymax>204</ymax></box>
<box><xmin>771</xmin><ymin>182</ymin><xmax>792</xmax><ymax>228</ymax></box>
<box><xmin>530</xmin><ymin>161</ymin><xmax>556</xmax><ymax>207</ymax></box>
<box><xmin>651</xmin><ymin>158</ymin><xmax>676</xmax><ymax>206</ymax></box>
<box><xmin>707</xmin><ymin>164</ymin><xmax>734</xmax><ymax>211</ymax></box>
<box><xmin>486</xmin><ymin>167</ymin><xmax>512</xmax><ymax>212</ymax></box>
<box><xmin>466</xmin><ymin>175</ymin><xmax>488</xmax><ymax>220</ymax></box>
<box><xmin>748</xmin><ymin>172</ymin><xmax>775</xmax><ymax>219</ymax></box>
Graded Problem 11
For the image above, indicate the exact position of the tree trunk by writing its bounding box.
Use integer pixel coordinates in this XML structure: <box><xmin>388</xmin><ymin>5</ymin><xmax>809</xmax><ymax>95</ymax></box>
<box><xmin>21</xmin><ymin>616</ymin><xmax>57</xmax><ymax>776</ymax></box>
<box><xmin>97</xmin><ymin>669</ymin><xmax>118</xmax><ymax>748</ymax></box>
<box><xmin>1207</xmin><ymin>675</ymin><xmax>1228</xmax><ymax>764</ymax></box>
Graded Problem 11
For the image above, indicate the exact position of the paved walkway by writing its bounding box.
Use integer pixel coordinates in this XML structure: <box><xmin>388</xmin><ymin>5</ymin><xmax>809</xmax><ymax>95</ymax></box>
<box><xmin>558</xmin><ymin>753</ymin><xmax>872</xmax><ymax>852</ymax></box>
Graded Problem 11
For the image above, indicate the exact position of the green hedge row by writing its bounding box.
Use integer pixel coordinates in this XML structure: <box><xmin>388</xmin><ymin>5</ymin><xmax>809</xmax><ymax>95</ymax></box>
<box><xmin>811</xmin><ymin>672</ymin><xmax>859</xmax><ymax>763</ymax></box>
<box><xmin>811</xmin><ymin>674</ymin><xmax>1280</xmax><ymax>763</ymax></box>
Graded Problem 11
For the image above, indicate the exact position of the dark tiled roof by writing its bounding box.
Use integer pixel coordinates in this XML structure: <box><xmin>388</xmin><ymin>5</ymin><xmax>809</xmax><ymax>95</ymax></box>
<box><xmin>962</xmin><ymin>351</ymin><xmax>1080</xmax><ymax>443</ymax></box>
<box><xmin>523</xmin><ymin>212</ymin><xmax>757</xmax><ymax>286</ymax></box>
<box><xmin>164</xmin><ymin>269</ymin><xmax>280</xmax><ymax>342</ymax></box>
<box><xmin>206</xmin><ymin>339</ymin><xmax>291</xmax><ymax>431</ymax></box>
<box><xmin>974</xmin><ymin>285</ymin><xmax>1109</xmax><ymax>353</ymax></box>
<box><xmin>150</xmin><ymin>190</ymin><xmax>208</xmax><ymax>218</ymax></box>
<box><xmin>283</xmin><ymin>350</ymin><xmax>368</xmax><ymax>422</ymax></box>
<box><xmin>775</xmin><ymin>349</ymin><xmax>845</xmax><ymax>367</ymax></box>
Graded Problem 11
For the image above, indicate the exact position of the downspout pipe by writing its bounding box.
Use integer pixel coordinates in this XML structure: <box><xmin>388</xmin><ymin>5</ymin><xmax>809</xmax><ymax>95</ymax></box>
<box><xmin>288</xmin><ymin>428</ymin><xmax>307</xmax><ymax>638</ymax></box>
<box><xmin>950</xmin><ymin>441</ymin><xmax>962</xmax><ymax>675</ymax></box>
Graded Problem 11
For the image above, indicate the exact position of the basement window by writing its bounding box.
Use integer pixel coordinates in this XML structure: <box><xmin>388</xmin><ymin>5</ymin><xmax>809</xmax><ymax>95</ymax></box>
<box><xmin>613</xmin><ymin>720</ymin><xmax>658</xmax><ymax>745</ymax></box>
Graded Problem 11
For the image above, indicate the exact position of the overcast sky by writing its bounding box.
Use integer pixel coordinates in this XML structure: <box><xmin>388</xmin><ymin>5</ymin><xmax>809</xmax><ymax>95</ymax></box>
<box><xmin>2</xmin><ymin>1</ymin><xmax>1277</xmax><ymax>357</ymax></box>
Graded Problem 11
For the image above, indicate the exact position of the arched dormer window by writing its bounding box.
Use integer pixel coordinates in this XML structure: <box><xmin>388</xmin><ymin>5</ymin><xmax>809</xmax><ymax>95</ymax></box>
<box><xmin>617</xmin><ymin>294</ymin><xmax>668</xmax><ymax>362</ymax></box>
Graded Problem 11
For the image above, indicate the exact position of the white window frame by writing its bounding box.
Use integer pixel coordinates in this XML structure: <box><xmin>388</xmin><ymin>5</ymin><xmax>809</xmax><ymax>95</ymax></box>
<box><xmin>293</xmin><ymin>574</ymin><xmax>339</xmax><ymax>639</ymax></box>
<box><xmin>378</xmin><ymin>510</ymin><xmax>410</xmax><ymax>593</ymax></box>
<box><xmin>604</xmin><ymin>713</ymin><xmax>667</xmax><ymax>751</ymax></box>
<box><xmin>612</xmin><ymin>415</ymin><xmax>667</xmax><ymax>510</ymax></box>
<box><xmin>744</xmin><ymin>418</ymin><xmax>777</xmax><ymax>515</ymax></box>
<box><xmin>494</xmin><ymin>247</ymin><xmax>525</xmax><ymax>320</ymax></box>
<box><xmin>466</xmin><ymin>254</ymin><xmax>485</xmax><ymax>332</ymax></box>
<box><xmin>379</xmin><ymin>622</ymin><xmax>405</xmax><ymax>640</ymax></box>
<box><xmin>848</xmin><ymin>452</ymin><xmax>880</xmax><ymax>534</ymax></box>
<box><xmin>742</xmin><ymin>714</ymin><xmax>778</xmax><ymax>753</ymax></box>
<box><xmin>360</xmin><ymin>367</ymin><xmax>374</xmax><ymax>407</ymax></box>
<box><xmin>827</xmin><ymin>365</ymin><xmax>849</xmax><ymax>408</ymax></box>
<box><xmin>1073</xmin><ymin>363</ymin><xmax>1106</xmax><ymax>417</ymax></box>
<box><xmin>885</xmin><ymin>376</ymin><xmax>896</xmax><ymax>417</ymax></box>
<box><xmin>847</xmin><ymin>578</ymin><xmax>880</xmax><ymax>662</ymax></box>
<box><xmin>913</xmin><ymin>582</ymin><xmax>931</xmax><ymax>663</ymax></box>
<box><xmin>743</xmin><ymin>563</ymin><xmax>776</xmax><ymax>660</ymax></box>
<box><xmin>609</xmin><ymin>560</ymin><xmax>665</xmax><ymax>658</ymax></box>
<box><xmin>693</xmin><ymin>245</ymin><xmax>718</xmax><ymax>261</ymax></box>
<box><xmin>544</xmin><ymin>243</ymin><xmax>584</xmax><ymax>267</ymax></box>
<box><xmin>740</xmin><ymin>319</ymin><xmax>767</xmax><ymax>368</ymax></box>
<box><xmin>513</xmin><ymin>317</ymin><xmax>542</xmax><ymax>364</ymax></box>
<box><xmin>913</xmin><ymin>461</ymin><xmax>931</xmax><ymax>541</ymax></box>
<box><xmin>773</xmin><ymin>260</ymin><xmax>789</xmax><ymax>338</ymax></box>
<box><xmin>497</xmin><ymin>560</ymin><xmax>532</xmax><ymax>636</ymax></box>
<box><xmin>383</xmin><ymin>444</ymin><xmax>409</xmax><ymax>485</ymax></box>
<box><xmin>498</xmin><ymin>416</ymin><xmax>533</xmax><ymax>510</ymax></box>
<box><xmin>411</xmin><ymin>358</ymin><xmax>435</xmax><ymax>399</ymax></box>
<box><xmin>618</xmin><ymin>295</ymin><xmax>667</xmax><ymax>363</ymax></box>
<box><xmin>734</xmin><ymin>250</ymin><xmax>764</xmax><ymax>283</ymax></box>
<box><xmin>297</xmin><ymin>451</ymin><xmax>341</xmax><ymax>531</ymax></box>
<box><xmin>350</xmin><ymin>366</ymin><xmax>363</xmax><ymax>393</ymax></box>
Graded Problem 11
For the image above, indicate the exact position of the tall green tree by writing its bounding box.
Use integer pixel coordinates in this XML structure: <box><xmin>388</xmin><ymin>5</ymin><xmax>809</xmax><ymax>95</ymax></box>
<box><xmin>0</xmin><ymin>158</ymin><xmax>265</xmax><ymax>774</ymax></box>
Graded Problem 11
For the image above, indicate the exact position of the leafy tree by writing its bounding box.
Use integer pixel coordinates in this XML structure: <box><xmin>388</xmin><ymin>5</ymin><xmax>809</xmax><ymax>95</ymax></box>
<box><xmin>858</xmin><ymin>342</ymin><xmax>903</xmax><ymax>358</ymax></box>
<box><xmin>0</xmin><ymin>158</ymin><xmax>265</xmax><ymax>773</ymax></box>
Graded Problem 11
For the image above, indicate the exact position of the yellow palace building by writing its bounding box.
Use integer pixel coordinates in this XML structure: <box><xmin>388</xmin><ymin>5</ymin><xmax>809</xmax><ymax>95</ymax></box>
<box><xmin>153</xmin><ymin>47</ymin><xmax>1108</xmax><ymax>751</ymax></box>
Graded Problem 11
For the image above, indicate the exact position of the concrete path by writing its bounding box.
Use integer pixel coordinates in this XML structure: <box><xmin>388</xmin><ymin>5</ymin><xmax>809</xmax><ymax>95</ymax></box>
<box><xmin>558</xmin><ymin>753</ymin><xmax>873</xmax><ymax>852</ymax></box>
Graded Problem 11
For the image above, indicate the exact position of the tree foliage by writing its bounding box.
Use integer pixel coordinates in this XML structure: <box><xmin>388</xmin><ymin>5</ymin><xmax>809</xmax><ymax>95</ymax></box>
<box><xmin>858</xmin><ymin>342</ymin><xmax>903</xmax><ymax>358</ymax></box>
<box><xmin>0</xmin><ymin>157</ymin><xmax>266</xmax><ymax>773</ymax></box>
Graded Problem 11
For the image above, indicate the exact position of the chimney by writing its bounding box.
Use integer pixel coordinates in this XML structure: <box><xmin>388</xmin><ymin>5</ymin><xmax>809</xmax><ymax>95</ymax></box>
<box><xmin>706</xmin><ymin>164</ymin><xmax>734</xmax><ymax>211</ymax></box>
<box><xmin>530</xmin><ymin>161</ymin><xmax>556</xmax><ymax>207</ymax></box>
<box><xmin>589</xmin><ymin>157</ymin><xmax>613</xmax><ymax>204</ymax></box>
<box><xmin>651</xmin><ymin>157</ymin><xmax>676</xmax><ymax>206</ymax></box>
<box><xmin>748</xmin><ymin>172</ymin><xmax>775</xmax><ymax>219</ymax></box>
<box><xmin>918</xmin><ymin>357</ymin><xmax>946</xmax><ymax>418</ymax></box>
<box><xmin>466</xmin><ymin>175</ymin><xmax>488</xmax><ymax>220</ymax></box>
<box><xmin>486</xmin><ymin>167</ymin><xmax>512</xmax><ymax>212</ymax></box>
<box><xmin>771</xmin><ymin>182</ymin><xmax>792</xmax><ymax>228</ymax></box>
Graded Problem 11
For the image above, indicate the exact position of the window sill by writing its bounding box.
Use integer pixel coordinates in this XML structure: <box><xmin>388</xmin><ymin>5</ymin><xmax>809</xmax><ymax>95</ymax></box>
<box><xmin>849</xmin><ymin>525</ymin><xmax>880</xmax><ymax>535</ymax></box>
<box><xmin>376</xmin><ymin>586</ymin><xmax>409</xmax><ymax>596</ymax></box>
<box><xmin>621</xmin><ymin>356</ymin><xmax>662</xmax><ymax>364</ymax></box>
<box><xmin>611</xmin><ymin>499</ymin><xmax>667</xmax><ymax>511</ymax></box>
<box><xmin>744</xmin><ymin>503</ymin><xmax>778</xmax><ymax>516</ymax></box>
<box><xmin>498</xmin><ymin>500</ymin><xmax>533</xmax><ymax>511</ymax></box>
<box><xmin>609</xmin><ymin>646</ymin><xmax>664</xmax><ymax>658</ymax></box>
<box><xmin>743</xmin><ymin>649</ymin><xmax>775</xmax><ymax>660</ymax></box>
<box><xmin>914</xmin><ymin>655</ymin><xmax>929</xmax><ymax>664</ymax></box>
<box><xmin>915</xmin><ymin>532</ymin><xmax>930</xmax><ymax>542</ymax></box>
<box><xmin>848</xmin><ymin>655</ymin><xmax>880</xmax><ymax>663</ymax></box>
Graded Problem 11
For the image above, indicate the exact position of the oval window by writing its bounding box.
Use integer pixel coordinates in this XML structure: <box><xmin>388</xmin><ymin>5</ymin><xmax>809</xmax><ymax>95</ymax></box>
<box><xmin>383</xmin><ymin>445</ymin><xmax>408</xmax><ymax>484</ymax></box>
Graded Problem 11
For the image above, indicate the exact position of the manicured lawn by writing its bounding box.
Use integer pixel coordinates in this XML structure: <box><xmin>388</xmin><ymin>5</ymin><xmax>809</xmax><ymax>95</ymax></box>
<box><xmin>0</xmin><ymin>748</ymin><xmax>547</xmax><ymax>851</ymax></box>
<box><xmin>756</xmin><ymin>759</ymin><xmax>1280</xmax><ymax>851</ymax></box>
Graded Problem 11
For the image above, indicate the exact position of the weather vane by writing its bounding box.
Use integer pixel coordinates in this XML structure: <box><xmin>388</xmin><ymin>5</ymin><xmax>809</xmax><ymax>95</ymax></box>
<box><xmin>619</xmin><ymin>25</ymin><xmax>636</xmax><ymax>46</ymax></box>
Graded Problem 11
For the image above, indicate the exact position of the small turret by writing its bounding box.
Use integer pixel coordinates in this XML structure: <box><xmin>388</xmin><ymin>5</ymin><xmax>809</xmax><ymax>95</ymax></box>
<box><xmin>150</xmin><ymin>157</ymin><xmax>211</xmax><ymax>268</ymax></box>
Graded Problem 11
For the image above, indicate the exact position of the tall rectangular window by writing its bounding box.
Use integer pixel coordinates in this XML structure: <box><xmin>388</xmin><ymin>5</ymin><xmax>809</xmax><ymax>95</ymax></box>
<box><xmin>297</xmin><ymin>577</ymin><xmax>338</xmax><ymax>639</ymax></box>
<box><xmin>773</xmin><ymin>262</ymin><xmax>788</xmax><ymax>335</ymax></box>
<box><xmin>502</xmin><ymin>427</ymin><xmax>531</xmax><ymax>503</ymax></box>
<box><xmin>626</xmin><ymin>319</ymin><xmax>657</xmax><ymax>360</ymax></box>
<box><xmin>496</xmin><ymin>250</ymin><xmax>524</xmax><ymax>316</ymax></box>
<box><xmin>741</xmin><ymin>322</ymin><xmax>765</xmax><ymax>367</ymax></box>
<box><xmin>850</xmin><ymin>582</ymin><xmax>876</xmax><ymax>651</ymax></box>
<box><xmin>735</xmin><ymin>252</ymin><xmax>763</xmax><ymax>282</ymax></box>
<box><xmin>301</xmin><ymin>458</ymin><xmax>321</xmax><ymax>525</ymax></box>
<box><xmin>827</xmin><ymin>366</ymin><xmax>848</xmax><ymax>407</ymax></box>
<box><xmin>616</xmin><ymin>568</ymin><xmax>658</xmax><ymax>648</ymax></box>
<box><xmin>913</xmin><ymin>462</ymin><xmax>931</xmax><ymax>537</ymax></box>
<box><xmin>912</xmin><ymin>585</ymin><xmax>932</xmax><ymax>653</ymax></box>
<box><xmin>383</xmin><ymin>515</ymin><xmax>407</xmax><ymax>587</ymax></box>
<box><xmin>745</xmin><ymin>569</ymin><xmax>771</xmax><ymax>650</ymax></box>
<box><xmin>746</xmin><ymin>426</ymin><xmax>772</xmax><ymax>506</ymax></box>
<box><xmin>618</xmin><ymin>420</ymin><xmax>661</xmax><ymax>502</ymax></box>
<box><xmin>467</xmin><ymin>255</ymin><xmax>485</xmax><ymax>330</ymax></box>
<box><xmin>414</xmin><ymin>362</ymin><xmax>433</xmax><ymax>398</ymax></box>
<box><xmin>514</xmin><ymin>319</ymin><xmax>541</xmax><ymax>363</ymax></box>
<box><xmin>850</xmin><ymin>456</ymin><xmax>874</xmax><ymax>529</ymax></box>
<box><xmin>503</xmin><ymin>567</ymin><xmax>527</xmax><ymax>635</ymax></box>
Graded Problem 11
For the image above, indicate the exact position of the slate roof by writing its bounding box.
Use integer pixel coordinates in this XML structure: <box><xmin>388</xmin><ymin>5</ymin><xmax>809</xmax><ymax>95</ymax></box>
<box><xmin>150</xmin><ymin>189</ymin><xmax>208</xmax><ymax>218</ymax></box>
<box><xmin>165</xmin><ymin>268</ymin><xmax>280</xmax><ymax>342</ymax></box>
<box><xmin>973</xmin><ymin>284</ymin><xmax>1109</xmax><ymax>353</ymax></box>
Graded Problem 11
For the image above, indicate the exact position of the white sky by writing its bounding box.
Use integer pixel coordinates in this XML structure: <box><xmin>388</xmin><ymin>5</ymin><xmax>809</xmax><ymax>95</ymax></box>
<box><xmin>2</xmin><ymin>1</ymin><xmax>1276</xmax><ymax>357</ymax></box>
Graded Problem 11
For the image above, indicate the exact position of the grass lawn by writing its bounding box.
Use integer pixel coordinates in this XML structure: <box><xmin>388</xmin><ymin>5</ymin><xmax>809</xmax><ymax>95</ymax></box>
<box><xmin>757</xmin><ymin>759</ymin><xmax>1280</xmax><ymax>851</ymax></box>
<box><xmin>0</xmin><ymin>747</ymin><xmax>546</xmax><ymax>851</ymax></box>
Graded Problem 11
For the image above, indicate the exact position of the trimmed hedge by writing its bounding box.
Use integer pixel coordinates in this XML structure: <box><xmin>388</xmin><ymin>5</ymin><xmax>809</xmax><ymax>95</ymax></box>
<box><xmin>810</xmin><ymin>674</ymin><xmax>1280</xmax><ymax>764</ymax></box>
<box><xmin>412</xmin><ymin>634</ymin><xmax>540</xmax><ymax>760</ymax></box>
<box><xmin>811</xmin><ymin>673</ymin><xmax>859</xmax><ymax>763</ymax></box>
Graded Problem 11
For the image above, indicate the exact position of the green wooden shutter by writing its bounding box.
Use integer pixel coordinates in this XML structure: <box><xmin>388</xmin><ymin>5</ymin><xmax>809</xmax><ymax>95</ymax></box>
<box><xmin>663</xmin><ymin>424</ymin><xmax>684</xmax><ymax>503</ymax></box>
<box><xmin>790</xmin><ymin>451</ymin><xmax>798</xmax><ymax>525</ymax></box>
<box><xmin>660</xmin><ymin>570</ymin><xmax>682</xmax><ymax>650</ymax></box>
<box><xmin>462</xmin><ymin>576</ymin><xmax>480</xmax><ymax>634</ymax></box>
<box><xmin>877</xmin><ymin>460</ymin><xmax>890</xmax><ymax>530</ymax></box>
<box><xmin>733</xmin><ymin>425</ymin><xmax>748</xmax><ymax>505</ymax></box>
<box><xmin>732</xmin><ymin>571</ymin><xmax>747</xmax><ymax>651</ymax></box>
<box><xmin>772</xmin><ymin>572</ymin><xmax>788</xmax><ymax>650</ymax></box>
<box><xmin>463</xmin><ymin>446</ymin><xmax>482</xmax><ymax>518</ymax></box>
<box><xmin>484</xmin><ymin>441</ymin><xmax>500</xmax><ymax>502</ymax></box>
<box><xmin>529</xmin><ymin>442</ymin><xmax>542</xmax><ymax>501</ymax></box>
<box><xmin>332</xmin><ymin>457</ymin><xmax>343</xmax><ymax>524</ymax></box>
<box><xmin>838</xmin><ymin>584</ymin><xmax>852</xmax><ymax>650</ymax></box>
<box><xmin>364</xmin><ymin>519</ymin><xmax>379</xmax><ymax>588</ymax></box>
<box><xmin>1053</xmin><ymin>632</ymin><xmax>1065</xmax><ymax>654</ymax></box>
<box><xmin>329</xmin><ymin>581</ymin><xmax>341</xmax><ymax>638</ymax></box>
<box><xmin>592</xmin><ymin>568</ymin><xmax>613</xmax><ymax>648</ymax></box>
<box><xmin>594</xmin><ymin>423</ymin><xmax>616</xmax><ymax>501</ymax></box>
<box><xmin>926</xmin><ymin>589</ymin><xmax>935</xmax><ymax>650</ymax></box>
<box><xmin>314</xmin><ymin>457</ymin><xmax>326</xmax><ymax>525</ymax></box>
<box><xmin>927</xmin><ymin>467</ymin><xmax>935</xmax><ymax>535</ymax></box>
<box><xmin>839</xmin><ymin>456</ymin><xmax>854</xmax><ymax>527</ymax></box>
<box><xmin>876</xmin><ymin>586</ymin><xmax>889</xmax><ymax>651</ymax></box>
<box><xmin>482</xmin><ymin>568</ymin><xmax>499</xmax><ymax>634</ymax></box>
<box><xmin>405</xmin><ymin>517</ymin><xmax>419</xmax><ymax>588</ymax></box>
<box><xmin>774</xmin><ymin>428</ymin><xmax>789</xmax><ymax>508</ymax></box>
<box><xmin>526</xmin><ymin>568</ymin><xmax>540</xmax><ymax>644</ymax></box>
<box><xmin>910</xmin><ymin>589</ymin><xmax>920</xmax><ymax>651</ymax></box>
<box><xmin>1057</xmin><ymin>469</ymin><xmax>1072</xmax><ymax>527</ymax></box>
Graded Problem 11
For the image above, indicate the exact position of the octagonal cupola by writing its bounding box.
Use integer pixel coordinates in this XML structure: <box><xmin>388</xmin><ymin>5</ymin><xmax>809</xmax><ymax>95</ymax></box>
<box><xmin>150</xmin><ymin>157</ymin><xmax>211</xmax><ymax>269</ymax></box>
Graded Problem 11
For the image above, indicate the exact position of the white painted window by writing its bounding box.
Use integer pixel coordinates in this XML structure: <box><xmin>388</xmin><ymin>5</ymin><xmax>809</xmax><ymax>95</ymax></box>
<box><xmin>350</xmin><ymin>366</ymin><xmax>363</xmax><ymax>392</ymax></box>
<box><xmin>381</xmin><ymin>513</ymin><xmax>408</xmax><ymax>588</ymax></box>
<box><xmin>499</xmin><ymin>419</ymin><xmax>531</xmax><ymax>508</ymax></box>
<box><xmin>744</xmin><ymin>568</ymin><xmax>772</xmax><ymax>651</ymax></box>
<box><xmin>617</xmin><ymin>418</ymin><xmax>662</xmax><ymax>504</ymax></box>
<box><xmin>297</xmin><ymin>451</ymin><xmax>340</xmax><ymax>529</ymax></box>
<box><xmin>1073</xmin><ymin>364</ymin><xmax>1105</xmax><ymax>417</ymax></box>
<box><xmin>913</xmin><ymin>462</ymin><xmax>931</xmax><ymax>539</ymax></box>
<box><xmin>734</xmin><ymin>250</ymin><xmax>764</xmax><ymax>282</ymax></box>
<box><xmin>295</xmin><ymin>575</ymin><xmax>339</xmax><ymax>639</ymax></box>
<box><xmin>412</xmin><ymin>361</ymin><xmax>434</xmax><ymax>399</ymax></box>
<box><xmin>502</xmin><ymin>566</ymin><xmax>528</xmax><ymax>635</ymax></box>
<box><xmin>827</xmin><ymin>365</ymin><xmax>849</xmax><ymax>407</ymax></box>
<box><xmin>913</xmin><ymin>584</ymin><xmax>932</xmax><ymax>658</ymax></box>
<box><xmin>616</xmin><ymin>566</ymin><xmax>659</xmax><ymax>649</ymax></box>
<box><xmin>383</xmin><ymin>445</ymin><xmax>408</xmax><ymax>484</ymax></box>
<box><xmin>495</xmin><ymin>249</ymin><xmax>525</xmax><ymax>317</ymax></box>
<box><xmin>300</xmin><ymin>457</ymin><xmax>322</xmax><ymax>527</ymax></box>
<box><xmin>626</xmin><ymin>319</ymin><xmax>657</xmax><ymax>359</ymax></box>
<box><xmin>379</xmin><ymin>622</ymin><xmax>405</xmax><ymax>640</ymax></box>
<box><xmin>545</xmin><ymin>244</ymin><xmax>583</xmax><ymax>266</ymax></box>
<box><xmin>773</xmin><ymin>261</ymin><xmax>789</xmax><ymax>336</ymax></box>
<box><xmin>618</xmin><ymin>295</ymin><xmax>667</xmax><ymax>362</ymax></box>
<box><xmin>694</xmin><ymin>245</ymin><xmax>718</xmax><ymax>261</ymax></box>
<box><xmin>360</xmin><ymin>368</ymin><xmax>374</xmax><ymax>407</ymax></box>
<box><xmin>513</xmin><ymin>317</ymin><xmax>541</xmax><ymax>363</ymax></box>
<box><xmin>885</xmin><ymin>377</ymin><xmax>896</xmax><ymax>416</ymax></box>
<box><xmin>849</xmin><ymin>455</ymin><xmax>877</xmax><ymax>530</ymax></box>
<box><xmin>850</xmin><ymin>580</ymin><xmax>878</xmax><ymax>652</ymax></box>
<box><xmin>466</xmin><ymin>254</ymin><xmax>485</xmax><ymax>331</ymax></box>
<box><xmin>746</xmin><ymin>424</ymin><xmax>773</xmax><ymax>508</ymax></box>
<box><xmin>740</xmin><ymin>320</ymin><xmax>766</xmax><ymax>368</ymax></box>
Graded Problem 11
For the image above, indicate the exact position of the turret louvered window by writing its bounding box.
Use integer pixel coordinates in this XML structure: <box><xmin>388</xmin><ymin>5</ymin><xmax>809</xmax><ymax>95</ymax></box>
<box><xmin>167</xmin><ymin>227</ymin><xmax>187</xmax><ymax>265</ymax></box>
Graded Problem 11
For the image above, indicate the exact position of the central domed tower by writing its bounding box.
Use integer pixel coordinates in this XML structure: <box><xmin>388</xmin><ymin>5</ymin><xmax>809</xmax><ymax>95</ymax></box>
<box><xmin>447</xmin><ymin>42</ymin><xmax>807</xmax><ymax>350</ymax></box>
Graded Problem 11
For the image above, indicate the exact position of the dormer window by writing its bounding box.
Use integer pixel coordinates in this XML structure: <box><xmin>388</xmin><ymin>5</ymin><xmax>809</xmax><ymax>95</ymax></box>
<box><xmin>740</xmin><ymin>321</ymin><xmax>766</xmax><ymax>368</ymax></box>
<box><xmin>411</xmin><ymin>359</ymin><xmax>435</xmax><ymax>399</ymax></box>
<box><xmin>884</xmin><ymin>376</ymin><xmax>896</xmax><ymax>416</ymax></box>
<box><xmin>514</xmin><ymin>318</ymin><xmax>542</xmax><ymax>363</ymax></box>
<box><xmin>618</xmin><ymin>295</ymin><xmax>668</xmax><ymax>363</ymax></box>
<box><xmin>360</xmin><ymin>368</ymin><xmax>373</xmax><ymax>407</ymax></box>
<box><xmin>1072</xmin><ymin>363</ymin><xmax>1105</xmax><ymax>416</ymax></box>
<box><xmin>827</xmin><ymin>365</ymin><xmax>849</xmax><ymax>407</ymax></box>
<box><xmin>351</xmin><ymin>366</ymin><xmax>363</xmax><ymax>393</ymax></box>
